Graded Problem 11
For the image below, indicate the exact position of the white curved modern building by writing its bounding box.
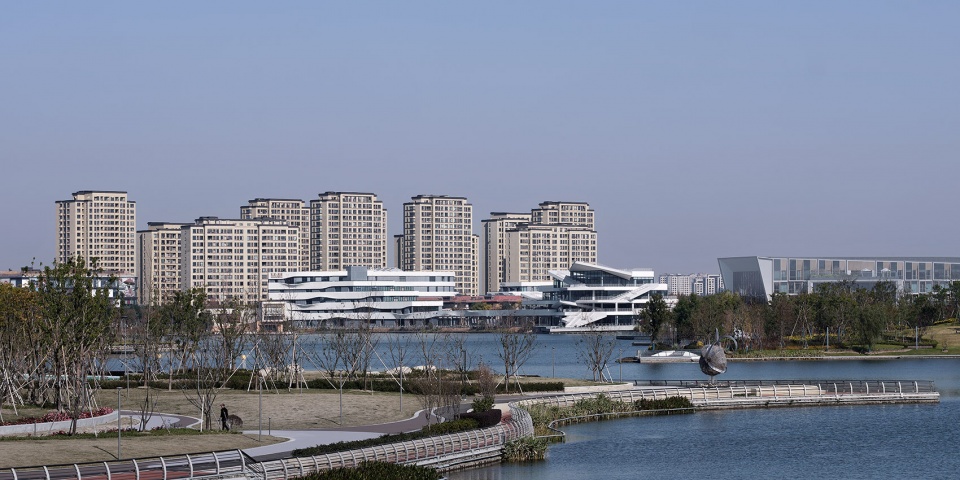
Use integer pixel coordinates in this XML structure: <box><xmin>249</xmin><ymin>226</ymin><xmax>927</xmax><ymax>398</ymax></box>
<box><xmin>530</xmin><ymin>262</ymin><xmax>670</xmax><ymax>332</ymax></box>
<box><xmin>267</xmin><ymin>266</ymin><xmax>456</xmax><ymax>328</ymax></box>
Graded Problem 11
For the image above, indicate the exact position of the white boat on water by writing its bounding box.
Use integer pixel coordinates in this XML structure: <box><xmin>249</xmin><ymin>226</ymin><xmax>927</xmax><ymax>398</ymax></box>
<box><xmin>636</xmin><ymin>350</ymin><xmax>700</xmax><ymax>363</ymax></box>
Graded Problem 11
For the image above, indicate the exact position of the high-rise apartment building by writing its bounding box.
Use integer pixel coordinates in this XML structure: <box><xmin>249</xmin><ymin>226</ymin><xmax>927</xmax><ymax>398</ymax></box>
<box><xmin>503</xmin><ymin>224</ymin><xmax>597</xmax><ymax>283</ymax></box>
<box><xmin>56</xmin><ymin>190</ymin><xmax>137</xmax><ymax>274</ymax></box>
<box><xmin>181</xmin><ymin>217</ymin><xmax>300</xmax><ymax>304</ymax></box>
<box><xmin>531</xmin><ymin>201</ymin><xmax>595</xmax><ymax>227</ymax></box>
<box><xmin>658</xmin><ymin>273</ymin><xmax>725</xmax><ymax>296</ymax></box>
<box><xmin>482</xmin><ymin>201</ymin><xmax>596</xmax><ymax>293</ymax></box>
<box><xmin>309</xmin><ymin>192</ymin><xmax>388</xmax><ymax>270</ymax></box>
<box><xmin>137</xmin><ymin>222</ymin><xmax>189</xmax><ymax>304</ymax></box>
<box><xmin>241</xmin><ymin>198</ymin><xmax>310</xmax><ymax>270</ymax></box>
<box><xmin>398</xmin><ymin>195</ymin><xmax>479</xmax><ymax>295</ymax></box>
<box><xmin>481</xmin><ymin>212</ymin><xmax>532</xmax><ymax>294</ymax></box>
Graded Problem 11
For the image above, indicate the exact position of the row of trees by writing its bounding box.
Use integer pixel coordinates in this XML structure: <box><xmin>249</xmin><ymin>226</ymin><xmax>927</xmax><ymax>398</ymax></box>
<box><xmin>641</xmin><ymin>280</ymin><xmax>960</xmax><ymax>351</ymax></box>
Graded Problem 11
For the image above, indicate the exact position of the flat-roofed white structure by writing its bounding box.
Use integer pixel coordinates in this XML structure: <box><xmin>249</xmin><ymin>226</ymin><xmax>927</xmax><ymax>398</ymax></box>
<box><xmin>536</xmin><ymin>262</ymin><xmax>670</xmax><ymax>332</ymax></box>
<box><xmin>268</xmin><ymin>266</ymin><xmax>456</xmax><ymax>328</ymax></box>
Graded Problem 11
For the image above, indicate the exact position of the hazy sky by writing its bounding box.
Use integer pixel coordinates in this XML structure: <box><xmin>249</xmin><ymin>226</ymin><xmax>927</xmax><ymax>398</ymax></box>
<box><xmin>2</xmin><ymin>2</ymin><xmax>958</xmax><ymax>275</ymax></box>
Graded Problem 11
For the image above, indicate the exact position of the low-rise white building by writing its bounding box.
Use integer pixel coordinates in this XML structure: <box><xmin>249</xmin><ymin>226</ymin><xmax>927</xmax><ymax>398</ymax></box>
<box><xmin>267</xmin><ymin>266</ymin><xmax>457</xmax><ymax>328</ymax></box>
<box><xmin>532</xmin><ymin>262</ymin><xmax>670</xmax><ymax>332</ymax></box>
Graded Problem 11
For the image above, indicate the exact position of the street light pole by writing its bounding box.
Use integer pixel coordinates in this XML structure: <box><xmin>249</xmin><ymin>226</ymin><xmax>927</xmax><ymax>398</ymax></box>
<box><xmin>552</xmin><ymin>347</ymin><xmax>555</xmax><ymax>378</ymax></box>
<box><xmin>117</xmin><ymin>387</ymin><xmax>123</xmax><ymax>459</ymax></box>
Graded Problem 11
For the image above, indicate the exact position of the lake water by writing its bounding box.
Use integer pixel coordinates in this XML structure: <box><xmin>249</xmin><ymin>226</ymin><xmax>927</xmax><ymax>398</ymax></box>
<box><xmin>446</xmin><ymin>350</ymin><xmax>960</xmax><ymax>480</ymax></box>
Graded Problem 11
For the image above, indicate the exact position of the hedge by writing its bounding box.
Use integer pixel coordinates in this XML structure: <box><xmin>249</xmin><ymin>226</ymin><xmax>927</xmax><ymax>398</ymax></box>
<box><xmin>294</xmin><ymin>461</ymin><xmax>441</xmax><ymax>480</ymax></box>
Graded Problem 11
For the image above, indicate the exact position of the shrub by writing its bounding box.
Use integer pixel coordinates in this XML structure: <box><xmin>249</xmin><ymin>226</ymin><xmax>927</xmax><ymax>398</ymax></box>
<box><xmin>503</xmin><ymin>436</ymin><xmax>547</xmax><ymax>462</ymax></box>
<box><xmin>292</xmin><ymin>418</ymin><xmax>482</xmax><ymax>457</ymax></box>
<box><xmin>295</xmin><ymin>461</ymin><xmax>441</xmax><ymax>480</ymax></box>
<box><xmin>421</xmin><ymin>418</ymin><xmax>479</xmax><ymax>435</ymax></box>
<box><xmin>459</xmin><ymin>408</ymin><xmax>502</xmax><ymax>428</ymax></box>
<box><xmin>471</xmin><ymin>396</ymin><xmax>495</xmax><ymax>413</ymax></box>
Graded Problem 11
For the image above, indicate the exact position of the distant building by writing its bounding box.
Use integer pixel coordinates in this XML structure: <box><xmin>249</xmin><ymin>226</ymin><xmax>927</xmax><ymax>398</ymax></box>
<box><xmin>658</xmin><ymin>273</ymin><xmax>724</xmax><ymax>296</ymax></box>
<box><xmin>398</xmin><ymin>195</ymin><xmax>479</xmax><ymax>295</ymax></box>
<box><xmin>482</xmin><ymin>212</ymin><xmax>531</xmax><ymax>294</ymax></box>
<box><xmin>309</xmin><ymin>192</ymin><xmax>388</xmax><ymax>270</ymax></box>
<box><xmin>56</xmin><ymin>190</ymin><xmax>137</xmax><ymax>275</ymax></box>
<box><xmin>527</xmin><ymin>262</ymin><xmax>670</xmax><ymax>331</ymax></box>
<box><xmin>267</xmin><ymin>267</ymin><xmax>456</xmax><ymax>328</ymax></box>
<box><xmin>718</xmin><ymin>256</ymin><xmax>960</xmax><ymax>300</ymax></box>
<box><xmin>482</xmin><ymin>201</ymin><xmax>597</xmax><ymax>294</ymax></box>
<box><xmin>137</xmin><ymin>222</ymin><xmax>190</xmax><ymax>304</ymax></box>
<box><xmin>241</xmin><ymin>198</ymin><xmax>310</xmax><ymax>270</ymax></box>
<box><xmin>181</xmin><ymin>217</ymin><xmax>300</xmax><ymax>304</ymax></box>
<box><xmin>1</xmin><ymin>270</ymin><xmax>137</xmax><ymax>306</ymax></box>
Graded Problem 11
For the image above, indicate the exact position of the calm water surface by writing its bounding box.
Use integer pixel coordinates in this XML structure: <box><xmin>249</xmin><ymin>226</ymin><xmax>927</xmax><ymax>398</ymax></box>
<box><xmin>444</xmin><ymin>342</ymin><xmax>960</xmax><ymax>480</ymax></box>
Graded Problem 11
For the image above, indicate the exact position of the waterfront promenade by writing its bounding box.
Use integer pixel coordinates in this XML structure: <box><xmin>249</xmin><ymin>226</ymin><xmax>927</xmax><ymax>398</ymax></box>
<box><xmin>0</xmin><ymin>379</ymin><xmax>939</xmax><ymax>480</ymax></box>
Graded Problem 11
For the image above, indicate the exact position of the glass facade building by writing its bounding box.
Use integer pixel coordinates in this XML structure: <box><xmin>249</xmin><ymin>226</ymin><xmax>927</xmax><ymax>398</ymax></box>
<box><xmin>718</xmin><ymin>256</ymin><xmax>960</xmax><ymax>300</ymax></box>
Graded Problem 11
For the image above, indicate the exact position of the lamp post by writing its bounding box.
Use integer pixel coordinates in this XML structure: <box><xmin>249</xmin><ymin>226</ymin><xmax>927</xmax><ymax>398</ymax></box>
<box><xmin>117</xmin><ymin>387</ymin><xmax>123</xmax><ymax>459</ymax></box>
<box><xmin>551</xmin><ymin>347</ymin><xmax>555</xmax><ymax>378</ymax></box>
<box><xmin>258</xmin><ymin>375</ymin><xmax>263</xmax><ymax>442</ymax></box>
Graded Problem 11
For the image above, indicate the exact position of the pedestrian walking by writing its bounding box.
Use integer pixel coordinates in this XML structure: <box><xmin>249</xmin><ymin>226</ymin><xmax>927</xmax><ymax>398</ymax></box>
<box><xmin>220</xmin><ymin>404</ymin><xmax>229</xmax><ymax>431</ymax></box>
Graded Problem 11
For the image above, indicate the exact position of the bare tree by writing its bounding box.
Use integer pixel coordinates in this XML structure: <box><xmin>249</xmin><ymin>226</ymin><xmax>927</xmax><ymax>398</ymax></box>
<box><xmin>496</xmin><ymin>322</ymin><xmax>538</xmax><ymax>393</ymax></box>
<box><xmin>181</xmin><ymin>299</ymin><xmax>252</xmax><ymax>431</ymax></box>
<box><xmin>575</xmin><ymin>324</ymin><xmax>618</xmax><ymax>382</ymax></box>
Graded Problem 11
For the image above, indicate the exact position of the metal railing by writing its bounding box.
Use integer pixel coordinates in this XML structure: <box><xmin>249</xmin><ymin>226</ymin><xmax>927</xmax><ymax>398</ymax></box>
<box><xmin>249</xmin><ymin>405</ymin><xmax>533</xmax><ymax>480</ymax></box>
<box><xmin>516</xmin><ymin>380</ymin><xmax>937</xmax><ymax>411</ymax></box>
<box><xmin>634</xmin><ymin>379</ymin><xmax>937</xmax><ymax>394</ymax></box>
<box><xmin>1</xmin><ymin>450</ymin><xmax>251</xmax><ymax>480</ymax></box>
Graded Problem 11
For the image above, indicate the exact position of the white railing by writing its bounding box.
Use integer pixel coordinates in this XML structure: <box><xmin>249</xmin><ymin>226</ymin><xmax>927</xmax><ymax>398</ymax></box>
<box><xmin>1</xmin><ymin>449</ymin><xmax>249</xmax><ymax>480</ymax></box>
<box><xmin>250</xmin><ymin>404</ymin><xmax>533</xmax><ymax>480</ymax></box>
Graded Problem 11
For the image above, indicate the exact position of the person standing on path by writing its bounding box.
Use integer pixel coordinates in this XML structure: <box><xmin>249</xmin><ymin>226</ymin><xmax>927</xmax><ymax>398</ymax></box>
<box><xmin>220</xmin><ymin>404</ymin><xmax>229</xmax><ymax>431</ymax></box>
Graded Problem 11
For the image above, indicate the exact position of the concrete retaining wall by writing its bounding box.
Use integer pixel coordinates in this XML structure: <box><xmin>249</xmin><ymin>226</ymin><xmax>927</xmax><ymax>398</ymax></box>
<box><xmin>0</xmin><ymin>411</ymin><xmax>119</xmax><ymax>437</ymax></box>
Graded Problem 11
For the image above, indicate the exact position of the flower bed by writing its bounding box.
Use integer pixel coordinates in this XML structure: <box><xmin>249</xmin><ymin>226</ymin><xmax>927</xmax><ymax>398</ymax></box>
<box><xmin>0</xmin><ymin>407</ymin><xmax>114</xmax><ymax>427</ymax></box>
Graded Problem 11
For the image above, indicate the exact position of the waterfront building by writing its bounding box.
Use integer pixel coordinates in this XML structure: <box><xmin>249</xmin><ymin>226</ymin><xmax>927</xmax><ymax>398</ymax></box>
<box><xmin>267</xmin><ymin>266</ymin><xmax>456</xmax><ymax>328</ymax></box>
<box><xmin>137</xmin><ymin>222</ymin><xmax>190</xmax><ymax>304</ymax></box>
<box><xmin>658</xmin><ymin>273</ymin><xmax>724</xmax><ymax>296</ymax></box>
<box><xmin>241</xmin><ymin>198</ymin><xmax>310</xmax><ymax>270</ymax></box>
<box><xmin>527</xmin><ymin>262</ymin><xmax>670</xmax><ymax>331</ymax></box>
<box><xmin>309</xmin><ymin>192</ymin><xmax>388</xmax><ymax>270</ymax></box>
<box><xmin>718</xmin><ymin>256</ymin><xmax>960</xmax><ymax>300</ymax></box>
<box><xmin>181</xmin><ymin>217</ymin><xmax>300</xmax><ymax>304</ymax></box>
<box><xmin>482</xmin><ymin>201</ymin><xmax>597</xmax><ymax>294</ymax></box>
<box><xmin>398</xmin><ymin>195</ymin><xmax>479</xmax><ymax>296</ymax></box>
<box><xmin>1</xmin><ymin>270</ymin><xmax>137</xmax><ymax>306</ymax></box>
<box><xmin>56</xmin><ymin>190</ymin><xmax>137</xmax><ymax>275</ymax></box>
<box><xmin>494</xmin><ymin>281</ymin><xmax>553</xmax><ymax>301</ymax></box>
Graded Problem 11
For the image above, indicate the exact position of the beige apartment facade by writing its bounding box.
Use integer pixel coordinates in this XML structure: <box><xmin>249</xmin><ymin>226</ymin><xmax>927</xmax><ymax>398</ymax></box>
<box><xmin>137</xmin><ymin>222</ymin><xmax>189</xmax><ymax>305</ymax></box>
<box><xmin>241</xmin><ymin>198</ymin><xmax>310</xmax><ymax>270</ymax></box>
<box><xmin>482</xmin><ymin>201</ymin><xmax>596</xmax><ymax>293</ymax></box>
<box><xmin>181</xmin><ymin>217</ymin><xmax>300</xmax><ymax>304</ymax></box>
<box><xmin>481</xmin><ymin>212</ymin><xmax>531</xmax><ymax>294</ymax></box>
<box><xmin>56</xmin><ymin>190</ymin><xmax>137</xmax><ymax>274</ymax></box>
<box><xmin>309</xmin><ymin>192</ymin><xmax>388</xmax><ymax>270</ymax></box>
<box><xmin>503</xmin><ymin>223</ymin><xmax>598</xmax><ymax>283</ymax></box>
<box><xmin>399</xmin><ymin>195</ymin><xmax>479</xmax><ymax>295</ymax></box>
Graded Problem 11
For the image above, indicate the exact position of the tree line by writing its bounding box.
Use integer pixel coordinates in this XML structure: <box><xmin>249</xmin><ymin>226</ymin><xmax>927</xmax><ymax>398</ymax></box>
<box><xmin>641</xmin><ymin>280</ymin><xmax>960</xmax><ymax>352</ymax></box>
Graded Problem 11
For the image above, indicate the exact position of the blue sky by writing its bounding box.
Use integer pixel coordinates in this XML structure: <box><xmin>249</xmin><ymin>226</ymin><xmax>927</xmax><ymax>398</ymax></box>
<box><xmin>2</xmin><ymin>1</ymin><xmax>958</xmax><ymax>274</ymax></box>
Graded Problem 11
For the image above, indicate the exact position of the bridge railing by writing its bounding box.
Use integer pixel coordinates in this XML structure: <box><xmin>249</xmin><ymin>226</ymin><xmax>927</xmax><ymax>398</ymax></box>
<box><xmin>249</xmin><ymin>404</ymin><xmax>532</xmax><ymax>480</ymax></box>
<box><xmin>0</xmin><ymin>449</ymin><xmax>251</xmax><ymax>480</ymax></box>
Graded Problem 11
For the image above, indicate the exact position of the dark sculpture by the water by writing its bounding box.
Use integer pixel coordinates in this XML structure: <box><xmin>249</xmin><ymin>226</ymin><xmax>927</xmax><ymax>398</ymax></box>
<box><xmin>699</xmin><ymin>342</ymin><xmax>727</xmax><ymax>377</ymax></box>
